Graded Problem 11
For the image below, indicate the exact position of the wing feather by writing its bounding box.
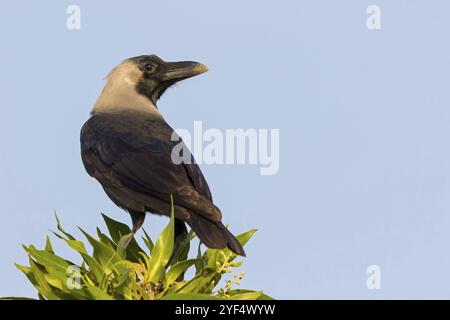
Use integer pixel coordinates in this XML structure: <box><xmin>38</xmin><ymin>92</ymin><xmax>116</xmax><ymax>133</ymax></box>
<box><xmin>80</xmin><ymin>112</ymin><xmax>220</xmax><ymax>221</ymax></box>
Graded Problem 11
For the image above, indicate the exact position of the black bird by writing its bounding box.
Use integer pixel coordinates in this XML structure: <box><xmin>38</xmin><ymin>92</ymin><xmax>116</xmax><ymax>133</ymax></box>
<box><xmin>80</xmin><ymin>55</ymin><xmax>245</xmax><ymax>256</ymax></box>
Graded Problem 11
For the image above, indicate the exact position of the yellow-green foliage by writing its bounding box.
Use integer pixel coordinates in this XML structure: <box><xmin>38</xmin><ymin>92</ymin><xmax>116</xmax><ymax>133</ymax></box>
<box><xmin>12</xmin><ymin>206</ymin><xmax>272</xmax><ymax>300</ymax></box>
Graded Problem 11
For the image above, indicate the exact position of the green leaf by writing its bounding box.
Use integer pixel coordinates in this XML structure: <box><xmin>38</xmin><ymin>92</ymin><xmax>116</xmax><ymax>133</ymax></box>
<box><xmin>175</xmin><ymin>269</ymin><xmax>217</xmax><ymax>294</ymax></box>
<box><xmin>102</xmin><ymin>214</ymin><xmax>146</xmax><ymax>262</ymax></box>
<box><xmin>44</xmin><ymin>236</ymin><xmax>54</xmax><ymax>253</ymax></box>
<box><xmin>235</xmin><ymin>229</ymin><xmax>257</xmax><ymax>247</ymax></box>
<box><xmin>25</xmin><ymin>246</ymin><xmax>85</xmax><ymax>294</ymax></box>
<box><xmin>142</xmin><ymin>229</ymin><xmax>154</xmax><ymax>253</ymax></box>
<box><xmin>146</xmin><ymin>196</ymin><xmax>175</xmax><ymax>283</ymax></box>
<box><xmin>96</xmin><ymin>228</ymin><xmax>117</xmax><ymax>249</ymax></box>
<box><xmin>112</xmin><ymin>267</ymin><xmax>136</xmax><ymax>300</ymax></box>
<box><xmin>14</xmin><ymin>212</ymin><xmax>269</xmax><ymax>300</ymax></box>
<box><xmin>227</xmin><ymin>291</ymin><xmax>263</xmax><ymax>300</ymax></box>
<box><xmin>28</xmin><ymin>259</ymin><xmax>62</xmax><ymax>300</ymax></box>
<box><xmin>195</xmin><ymin>242</ymin><xmax>204</xmax><ymax>275</ymax></box>
<box><xmin>59</xmin><ymin>237</ymin><xmax>105</xmax><ymax>284</ymax></box>
<box><xmin>116</xmin><ymin>233</ymin><xmax>134</xmax><ymax>259</ymax></box>
<box><xmin>101</xmin><ymin>214</ymin><xmax>131</xmax><ymax>242</ymax></box>
<box><xmin>54</xmin><ymin>212</ymin><xmax>75</xmax><ymax>240</ymax></box>
<box><xmin>15</xmin><ymin>263</ymin><xmax>31</xmax><ymax>274</ymax></box>
<box><xmin>78</xmin><ymin>227</ymin><xmax>123</xmax><ymax>271</ymax></box>
<box><xmin>165</xmin><ymin>259</ymin><xmax>199</xmax><ymax>287</ymax></box>
<box><xmin>176</xmin><ymin>230</ymin><xmax>194</xmax><ymax>263</ymax></box>
<box><xmin>26</xmin><ymin>245</ymin><xmax>72</xmax><ymax>282</ymax></box>
<box><xmin>62</xmin><ymin>238</ymin><xmax>88</xmax><ymax>255</ymax></box>
<box><xmin>162</xmin><ymin>293</ymin><xmax>225</xmax><ymax>300</ymax></box>
<box><xmin>15</xmin><ymin>263</ymin><xmax>39</xmax><ymax>291</ymax></box>
<box><xmin>228</xmin><ymin>290</ymin><xmax>275</xmax><ymax>300</ymax></box>
<box><xmin>84</xmin><ymin>283</ymin><xmax>113</xmax><ymax>300</ymax></box>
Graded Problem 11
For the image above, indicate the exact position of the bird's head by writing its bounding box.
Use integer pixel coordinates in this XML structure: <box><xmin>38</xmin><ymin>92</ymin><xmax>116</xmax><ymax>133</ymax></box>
<box><xmin>126</xmin><ymin>54</ymin><xmax>208</xmax><ymax>105</ymax></box>
<box><xmin>92</xmin><ymin>55</ymin><xmax>208</xmax><ymax>114</ymax></box>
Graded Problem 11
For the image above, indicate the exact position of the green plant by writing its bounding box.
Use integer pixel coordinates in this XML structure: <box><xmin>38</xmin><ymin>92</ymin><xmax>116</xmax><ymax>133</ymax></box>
<box><xmin>9</xmin><ymin>204</ymin><xmax>272</xmax><ymax>300</ymax></box>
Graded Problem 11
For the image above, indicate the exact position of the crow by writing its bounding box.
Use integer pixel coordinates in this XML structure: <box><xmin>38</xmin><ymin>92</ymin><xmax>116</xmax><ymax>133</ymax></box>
<box><xmin>80</xmin><ymin>55</ymin><xmax>245</xmax><ymax>256</ymax></box>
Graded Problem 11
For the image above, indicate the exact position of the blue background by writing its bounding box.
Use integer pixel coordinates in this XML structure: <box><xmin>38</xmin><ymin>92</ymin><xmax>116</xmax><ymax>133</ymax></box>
<box><xmin>1</xmin><ymin>1</ymin><xmax>449</xmax><ymax>299</ymax></box>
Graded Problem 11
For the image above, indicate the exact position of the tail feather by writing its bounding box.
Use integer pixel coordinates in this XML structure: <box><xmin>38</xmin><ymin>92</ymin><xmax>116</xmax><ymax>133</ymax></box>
<box><xmin>187</xmin><ymin>215</ymin><xmax>246</xmax><ymax>256</ymax></box>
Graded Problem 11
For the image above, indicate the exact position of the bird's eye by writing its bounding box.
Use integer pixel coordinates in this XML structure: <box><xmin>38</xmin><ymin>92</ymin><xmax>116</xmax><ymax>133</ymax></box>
<box><xmin>144</xmin><ymin>63</ymin><xmax>157</xmax><ymax>73</ymax></box>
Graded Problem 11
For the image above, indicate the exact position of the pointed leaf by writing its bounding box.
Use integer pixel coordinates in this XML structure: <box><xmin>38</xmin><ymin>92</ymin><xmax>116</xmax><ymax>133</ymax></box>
<box><xmin>227</xmin><ymin>291</ymin><xmax>263</xmax><ymax>300</ymax></box>
<box><xmin>228</xmin><ymin>289</ymin><xmax>275</xmax><ymax>300</ymax></box>
<box><xmin>177</xmin><ymin>230</ymin><xmax>194</xmax><ymax>263</ymax></box>
<box><xmin>78</xmin><ymin>227</ymin><xmax>123</xmax><ymax>270</ymax></box>
<box><xmin>44</xmin><ymin>236</ymin><xmax>54</xmax><ymax>253</ymax></box>
<box><xmin>142</xmin><ymin>229</ymin><xmax>154</xmax><ymax>253</ymax></box>
<box><xmin>165</xmin><ymin>259</ymin><xmax>199</xmax><ymax>287</ymax></box>
<box><xmin>162</xmin><ymin>293</ymin><xmax>225</xmax><ymax>300</ymax></box>
<box><xmin>54</xmin><ymin>213</ymin><xmax>75</xmax><ymax>240</ymax></box>
<box><xmin>175</xmin><ymin>269</ymin><xmax>217</xmax><ymax>294</ymax></box>
<box><xmin>102</xmin><ymin>214</ymin><xmax>145</xmax><ymax>262</ymax></box>
<box><xmin>146</xmin><ymin>196</ymin><xmax>175</xmax><ymax>283</ymax></box>
<box><xmin>96</xmin><ymin>228</ymin><xmax>117</xmax><ymax>249</ymax></box>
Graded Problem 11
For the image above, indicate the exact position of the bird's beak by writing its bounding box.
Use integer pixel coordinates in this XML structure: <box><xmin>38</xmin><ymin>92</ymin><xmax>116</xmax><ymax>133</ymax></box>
<box><xmin>163</xmin><ymin>61</ymin><xmax>208</xmax><ymax>82</ymax></box>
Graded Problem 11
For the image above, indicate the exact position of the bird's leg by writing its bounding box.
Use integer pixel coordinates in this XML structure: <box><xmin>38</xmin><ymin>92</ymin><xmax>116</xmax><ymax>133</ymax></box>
<box><xmin>166</xmin><ymin>219</ymin><xmax>188</xmax><ymax>267</ymax></box>
<box><xmin>130</xmin><ymin>211</ymin><xmax>146</xmax><ymax>234</ymax></box>
<box><xmin>122</xmin><ymin>211</ymin><xmax>146</xmax><ymax>248</ymax></box>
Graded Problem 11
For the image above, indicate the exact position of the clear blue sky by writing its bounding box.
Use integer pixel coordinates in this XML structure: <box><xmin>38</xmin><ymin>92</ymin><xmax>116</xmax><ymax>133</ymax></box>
<box><xmin>1</xmin><ymin>1</ymin><xmax>450</xmax><ymax>299</ymax></box>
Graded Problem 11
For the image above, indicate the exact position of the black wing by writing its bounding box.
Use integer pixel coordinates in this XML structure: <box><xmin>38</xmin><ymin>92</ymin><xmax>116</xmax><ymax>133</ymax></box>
<box><xmin>80</xmin><ymin>111</ymin><xmax>219</xmax><ymax>221</ymax></box>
